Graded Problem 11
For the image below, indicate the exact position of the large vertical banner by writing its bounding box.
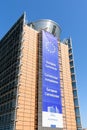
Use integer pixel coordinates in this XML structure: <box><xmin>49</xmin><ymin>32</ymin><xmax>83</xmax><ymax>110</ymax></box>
<box><xmin>42</xmin><ymin>30</ymin><xmax>63</xmax><ymax>128</ymax></box>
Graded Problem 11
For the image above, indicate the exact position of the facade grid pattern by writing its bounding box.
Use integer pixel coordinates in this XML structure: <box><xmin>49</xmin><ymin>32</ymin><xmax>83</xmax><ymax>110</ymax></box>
<box><xmin>0</xmin><ymin>14</ymin><xmax>24</xmax><ymax>130</ymax></box>
<box><xmin>0</xmin><ymin>14</ymin><xmax>82</xmax><ymax>130</ymax></box>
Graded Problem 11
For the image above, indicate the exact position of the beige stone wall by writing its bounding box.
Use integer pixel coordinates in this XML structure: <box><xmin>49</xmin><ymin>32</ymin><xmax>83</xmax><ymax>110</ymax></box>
<box><xmin>15</xmin><ymin>25</ymin><xmax>38</xmax><ymax>130</ymax></box>
<box><xmin>60</xmin><ymin>43</ymin><xmax>77</xmax><ymax>130</ymax></box>
<box><xmin>15</xmin><ymin>25</ymin><xmax>77</xmax><ymax>130</ymax></box>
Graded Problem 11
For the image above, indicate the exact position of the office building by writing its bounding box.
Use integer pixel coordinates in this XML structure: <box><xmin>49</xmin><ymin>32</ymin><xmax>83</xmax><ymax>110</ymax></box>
<box><xmin>0</xmin><ymin>13</ymin><xmax>82</xmax><ymax>130</ymax></box>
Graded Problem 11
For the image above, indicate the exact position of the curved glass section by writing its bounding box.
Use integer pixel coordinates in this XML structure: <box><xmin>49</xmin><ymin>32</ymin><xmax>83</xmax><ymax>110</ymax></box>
<box><xmin>28</xmin><ymin>19</ymin><xmax>61</xmax><ymax>39</ymax></box>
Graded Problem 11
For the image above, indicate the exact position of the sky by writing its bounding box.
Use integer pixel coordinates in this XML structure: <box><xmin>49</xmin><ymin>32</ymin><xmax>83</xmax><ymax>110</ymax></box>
<box><xmin>0</xmin><ymin>0</ymin><xmax>87</xmax><ymax>128</ymax></box>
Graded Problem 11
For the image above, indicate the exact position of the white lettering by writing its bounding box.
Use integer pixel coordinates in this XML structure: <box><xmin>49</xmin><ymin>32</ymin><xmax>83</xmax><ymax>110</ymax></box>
<box><xmin>45</xmin><ymin>64</ymin><xmax>57</xmax><ymax>71</ymax></box>
<box><xmin>46</xmin><ymin>60</ymin><xmax>56</xmax><ymax>67</ymax></box>
<box><xmin>45</xmin><ymin>78</ymin><xmax>58</xmax><ymax>84</ymax></box>
<box><xmin>46</xmin><ymin>87</ymin><xmax>57</xmax><ymax>93</ymax></box>
<box><xmin>45</xmin><ymin>73</ymin><xmax>58</xmax><ymax>80</ymax></box>
<box><xmin>45</xmin><ymin>92</ymin><xmax>59</xmax><ymax>98</ymax></box>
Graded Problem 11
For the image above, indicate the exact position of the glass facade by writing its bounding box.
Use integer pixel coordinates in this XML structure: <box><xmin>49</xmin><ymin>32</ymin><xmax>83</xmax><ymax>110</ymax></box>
<box><xmin>0</xmin><ymin>14</ymin><xmax>24</xmax><ymax>130</ymax></box>
<box><xmin>67</xmin><ymin>38</ymin><xmax>82</xmax><ymax>130</ymax></box>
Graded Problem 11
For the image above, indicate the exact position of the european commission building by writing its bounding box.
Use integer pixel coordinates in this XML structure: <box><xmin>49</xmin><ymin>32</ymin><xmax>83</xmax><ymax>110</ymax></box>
<box><xmin>0</xmin><ymin>13</ymin><xmax>82</xmax><ymax>130</ymax></box>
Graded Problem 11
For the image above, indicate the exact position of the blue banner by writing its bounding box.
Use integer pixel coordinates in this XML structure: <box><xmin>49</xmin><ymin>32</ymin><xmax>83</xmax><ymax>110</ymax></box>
<box><xmin>42</xmin><ymin>30</ymin><xmax>63</xmax><ymax>128</ymax></box>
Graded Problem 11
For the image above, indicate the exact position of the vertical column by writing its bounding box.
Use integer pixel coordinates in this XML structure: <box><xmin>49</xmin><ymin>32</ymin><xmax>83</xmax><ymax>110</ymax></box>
<box><xmin>15</xmin><ymin>25</ymin><xmax>38</xmax><ymax>130</ymax></box>
<box><xmin>60</xmin><ymin>43</ymin><xmax>77</xmax><ymax>130</ymax></box>
<box><xmin>68</xmin><ymin>38</ymin><xmax>82</xmax><ymax>130</ymax></box>
<box><xmin>58</xmin><ymin>42</ymin><xmax>67</xmax><ymax>130</ymax></box>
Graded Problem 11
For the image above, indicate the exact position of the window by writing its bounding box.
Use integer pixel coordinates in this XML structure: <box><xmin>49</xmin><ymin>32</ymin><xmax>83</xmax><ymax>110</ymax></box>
<box><xmin>52</xmin><ymin>25</ymin><xmax>56</xmax><ymax>36</ymax></box>
<box><xmin>72</xmin><ymin>82</ymin><xmax>76</xmax><ymax>89</ymax></box>
<box><xmin>77</xmin><ymin>128</ymin><xmax>82</xmax><ymax>130</ymax></box>
<box><xmin>74</xmin><ymin>98</ymin><xmax>79</xmax><ymax>106</ymax></box>
<box><xmin>69</xmin><ymin>55</ymin><xmax>73</xmax><ymax>60</ymax></box>
<box><xmin>70</xmin><ymin>61</ymin><xmax>74</xmax><ymax>66</ymax></box>
<box><xmin>71</xmin><ymin>75</ymin><xmax>75</xmax><ymax>81</ymax></box>
<box><xmin>69</xmin><ymin>48</ymin><xmax>72</xmax><ymax>54</ymax></box>
<box><xmin>76</xmin><ymin>117</ymin><xmax>81</xmax><ymax>126</ymax></box>
<box><xmin>71</xmin><ymin>68</ymin><xmax>74</xmax><ymax>73</ymax></box>
<box><xmin>11</xmin><ymin>111</ymin><xmax>15</xmax><ymax>121</ymax></box>
<box><xmin>73</xmin><ymin>90</ymin><xmax>77</xmax><ymax>97</ymax></box>
<box><xmin>75</xmin><ymin>108</ymin><xmax>80</xmax><ymax>116</ymax></box>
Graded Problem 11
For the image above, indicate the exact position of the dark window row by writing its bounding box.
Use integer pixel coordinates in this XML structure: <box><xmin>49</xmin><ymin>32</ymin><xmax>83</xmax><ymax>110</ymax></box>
<box><xmin>0</xmin><ymin>64</ymin><xmax>19</xmax><ymax>81</ymax></box>
<box><xmin>0</xmin><ymin>111</ymin><xmax>15</xmax><ymax>123</ymax></box>
<box><xmin>0</xmin><ymin>21</ymin><xmax>23</xmax><ymax>51</ymax></box>
<box><xmin>0</xmin><ymin>52</ymin><xmax>20</xmax><ymax>73</ymax></box>
<box><xmin>0</xmin><ymin>39</ymin><xmax>21</xmax><ymax>62</ymax></box>
<box><xmin>0</xmin><ymin>81</ymin><xmax>17</xmax><ymax>95</ymax></box>
<box><xmin>0</xmin><ymin>122</ymin><xmax>14</xmax><ymax>130</ymax></box>
<box><xmin>0</xmin><ymin>91</ymin><xmax>16</xmax><ymax>104</ymax></box>
<box><xmin>0</xmin><ymin>99</ymin><xmax>16</xmax><ymax>113</ymax></box>
<box><xmin>0</xmin><ymin>72</ymin><xmax>18</xmax><ymax>87</ymax></box>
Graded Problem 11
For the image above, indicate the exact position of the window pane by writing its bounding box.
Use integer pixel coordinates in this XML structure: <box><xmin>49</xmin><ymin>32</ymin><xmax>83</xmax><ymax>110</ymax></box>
<box><xmin>76</xmin><ymin>117</ymin><xmax>81</xmax><ymax>126</ymax></box>
<box><xmin>71</xmin><ymin>75</ymin><xmax>75</xmax><ymax>81</ymax></box>
<box><xmin>71</xmin><ymin>68</ymin><xmax>74</xmax><ymax>73</ymax></box>
<box><xmin>74</xmin><ymin>98</ymin><xmax>79</xmax><ymax>106</ymax></box>
<box><xmin>73</xmin><ymin>90</ymin><xmax>77</xmax><ymax>97</ymax></box>
<box><xmin>69</xmin><ymin>55</ymin><xmax>73</xmax><ymax>60</ymax></box>
<box><xmin>72</xmin><ymin>82</ymin><xmax>76</xmax><ymax>89</ymax></box>
<box><xmin>75</xmin><ymin>108</ymin><xmax>80</xmax><ymax>115</ymax></box>
<box><xmin>70</xmin><ymin>61</ymin><xmax>74</xmax><ymax>66</ymax></box>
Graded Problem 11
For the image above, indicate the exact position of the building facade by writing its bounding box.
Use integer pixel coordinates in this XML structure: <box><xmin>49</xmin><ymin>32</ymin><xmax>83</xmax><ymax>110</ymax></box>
<box><xmin>0</xmin><ymin>13</ymin><xmax>82</xmax><ymax>130</ymax></box>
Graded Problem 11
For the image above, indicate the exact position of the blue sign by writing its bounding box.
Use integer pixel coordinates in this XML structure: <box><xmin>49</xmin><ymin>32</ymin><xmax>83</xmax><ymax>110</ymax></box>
<box><xmin>42</xmin><ymin>30</ymin><xmax>63</xmax><ymax>128</ymax></box>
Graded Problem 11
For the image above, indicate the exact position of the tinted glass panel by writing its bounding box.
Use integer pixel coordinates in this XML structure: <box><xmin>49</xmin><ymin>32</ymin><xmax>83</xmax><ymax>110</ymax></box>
<box><xmin>70</xmin><ymin>61</ymin><xmax>74</xmax><ymax>66</ymax></box>
<box><xmin>75</xmin><ymin>108</ymin><xmax>80</xmax><ymax>116</ymax></box>
<box><xmin>74</xmin><ymin>98</ymin><xmax>79</xmax><ymax>106</ymax></box>
<box><xmin>71</xmin><ymin>68</ymin><xmax>74</xmax><ymax>73</ymax></box>
<box><xmin>72</xmin><ymin>82</ymin><xmax>76</xmax><ymax>89</ymax></box>
<box><xmin>71</xmin><ymin>75</ymin><xmax>75</xmax><ymax>81</ymax></box>
<box><xmin>76</xmin><ymin>117</ymin><xmax>81</xmax><ymax>126</ymax></box>
<box><xmin>73</xmin><ymin>90</ymin><xmax>77</xmax><ymax>97</ymax></box>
